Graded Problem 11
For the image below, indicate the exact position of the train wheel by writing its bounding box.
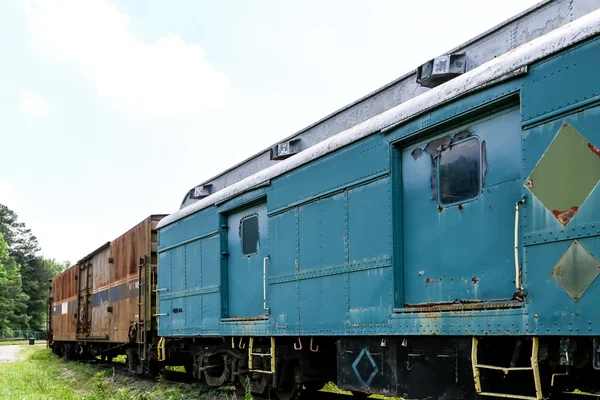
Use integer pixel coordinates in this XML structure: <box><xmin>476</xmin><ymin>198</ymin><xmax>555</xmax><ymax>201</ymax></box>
<box><xmin>275</xmin><ymin>364</ymin><xmax>301</xmax><ymax>400</ymax></box>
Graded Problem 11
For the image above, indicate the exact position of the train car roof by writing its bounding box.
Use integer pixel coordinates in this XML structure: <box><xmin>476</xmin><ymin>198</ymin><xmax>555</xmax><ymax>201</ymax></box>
<box><xmin>159</xmin><ymin>4</ymin><xmax>600</xmax><ymax>229</ymax></box>
<box><xmin>178</xmin><ymin>0</ymin><xmax>599</xmax><ymax>211</ymax></box>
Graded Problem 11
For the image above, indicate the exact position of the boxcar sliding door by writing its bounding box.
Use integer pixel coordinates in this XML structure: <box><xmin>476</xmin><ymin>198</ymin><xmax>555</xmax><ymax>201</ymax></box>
<box><xmin>400</xmin><ymin>107</ymin><xmax>523</xmax><ymax>308</ymax></box>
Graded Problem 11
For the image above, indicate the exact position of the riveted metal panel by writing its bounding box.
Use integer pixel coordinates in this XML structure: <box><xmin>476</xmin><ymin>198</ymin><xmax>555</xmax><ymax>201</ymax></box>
<box><xmin>268</xmin><ymin>208</ymin><xmax>298</xmax><ymax>277</ymax></box>
<box><xmin>268</xmin><ymin>135</ymin><xmax>389</xmax><ymax>213</ymax></box>
<box><xmin>347</xmin><ymin>177</ymin><xmax>392</xmax><ymax>261</ymax></box>
<box><xmin>201</xmin><ymin>235</ymin><xmax>220</xmax><ymax>287</ymax></box>
<box><xmin>522</xmin><ymin>37</ymin><xmax>600</xmax><ymax>126</ymax></box>
<box><xmin>159</xmin><ymin>207</ymin><xmax>218</xmax><ymax>250</ymax></box>
<box><xmin>298</xmin><ymin>192</ymin><xmax>347</xmax><ymax>271</ymax></box>
<box><xmin>299</xmin><ymin>274</ymin><xmax>347</xmax><ymax>331</ymax></box>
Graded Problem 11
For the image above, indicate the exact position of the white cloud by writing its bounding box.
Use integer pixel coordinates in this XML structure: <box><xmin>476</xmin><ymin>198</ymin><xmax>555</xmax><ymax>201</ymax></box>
<box><xmin>20</xmin><ymin>88</ymin><xmax>49</xmax><ymax>116</ymax></box>
<box><xmin>0</xmin><ymin>179</ymin><xmax>22</xmax><ymax>213</ymax></box>
<box><xmin>26</xmin><ymin>0</ymin><xmax>231</xmax><ymax>116</ymax></box>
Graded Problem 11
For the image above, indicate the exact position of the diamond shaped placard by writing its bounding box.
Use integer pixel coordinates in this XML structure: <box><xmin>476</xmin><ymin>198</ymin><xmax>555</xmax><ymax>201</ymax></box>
<box><xmin>550</xmin><ymin>240</ymin><xmax>600</xmax><ymax>302</ymax></box>
<box><xmin>351</xmin><ymin>348</ymin><xmax>379</xmax><ymax>387</ymax></box>
<box><xmin>524</xmin><ymin>123</ymin><xmax>600</xmax><ymax>226</ymax></box>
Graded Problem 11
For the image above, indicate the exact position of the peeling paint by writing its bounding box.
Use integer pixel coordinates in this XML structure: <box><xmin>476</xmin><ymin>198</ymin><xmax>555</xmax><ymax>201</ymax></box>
<box><xmin>589</xmin><ymin>142</ymin><xmax>600</xmax><ymax>157</ymax></box>
<box><xmin>552</xmin><ymin>206</ymin><xmax>579</xmax><ymax>226</ymax></box>
<box><xmin>410</xmin><ymin>130</ymin><xmax>488</xmax><ymax>202</ymax></box>
<box><xmin>411</xmin><ymin>148</ymin><xmax>423</xmax><ymax>160</ymax></box>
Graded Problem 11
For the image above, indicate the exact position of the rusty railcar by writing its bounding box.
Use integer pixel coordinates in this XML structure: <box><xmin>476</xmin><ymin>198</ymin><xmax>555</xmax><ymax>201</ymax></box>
<box><xmin>48</xmin><ymin>265</ymin><xmax>78</xmax><ymax>343</ymax></box>
<box><xmin>49</xmin><ymin>215</ymin><xmax>165</xmax><ymax>366</ymax></box>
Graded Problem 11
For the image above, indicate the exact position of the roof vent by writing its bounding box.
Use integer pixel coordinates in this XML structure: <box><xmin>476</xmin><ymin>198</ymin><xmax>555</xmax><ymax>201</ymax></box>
<box><xmin>270</xmin><ymin>139</ymin><xmax>301</xmax><ymax>160</ymax></box>
<box><xmin>416</xmin><ymin>53</ymin><xmax>466</xmax><ymax>88</ymax></box>
<box><xmin>192</xmin><ymin>184</ymin><xmax>212</xmax><ymax>199</ymax></box>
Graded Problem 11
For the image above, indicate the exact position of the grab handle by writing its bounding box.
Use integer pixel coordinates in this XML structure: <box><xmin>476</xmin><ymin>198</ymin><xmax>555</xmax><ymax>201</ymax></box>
<box><xmin>263</xmin><ymin>256</ymin><xmax>270</xmax><ymax>312</ymax></box>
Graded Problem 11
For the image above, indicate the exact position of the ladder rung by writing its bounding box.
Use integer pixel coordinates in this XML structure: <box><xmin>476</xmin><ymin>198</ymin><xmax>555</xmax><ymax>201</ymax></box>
<box><xmin>474</xmin><ymin>364</ymin><xmax>533</xmax><ymax>372</ymax></box>
<box><xmin>250</xmin><ymin>369</ymin><xmax>274</xmax><ymax>374</ymax></box>
<box><xmin>472</xmin><ymin>337</ymin><xmax>542</xmax><ymax>400</ymax></box>
<box><xmin>251</xmin><ymin>353</ymin><xmax>272</xmax><ymax>357</ymax></box>
<box><xmin>478</xmin><ymin>392</ymin><xmax>538</xmax><ymax>400</ymax></box>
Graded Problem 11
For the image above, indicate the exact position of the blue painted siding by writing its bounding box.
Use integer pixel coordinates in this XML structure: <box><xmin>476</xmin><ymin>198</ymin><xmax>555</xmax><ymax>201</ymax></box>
<box><xmin>347</xmin><ymin>178</ymin><xmax>392</xmax><ymax>261</ymax></box>
<box><xmin>269</xmin><ymin>209</ymin><xmax>298</xmax><ymax>276</ymax></box>
<box><xmin>159</xmin><ymin>206</ymin><xmax>218</xmax><ymax>250</ymax></box>
<box><xmin>521</xmin><ymin>37</ymin><xmax>600</xmax><ymax>126</ymax></box>
<box><xmin>268</xmin><ymin>135</ymin><xmax>389</xmax><ymax>213</ymax></box>
<box><xmin>299</xmin><ymin>192</ymin><xmax>347</xmax><ymax>270</ymax></box>
<box><xmin>157</xmin><ymin>208</ymin><xmax>222</xmax><ymax>336</ymax></box>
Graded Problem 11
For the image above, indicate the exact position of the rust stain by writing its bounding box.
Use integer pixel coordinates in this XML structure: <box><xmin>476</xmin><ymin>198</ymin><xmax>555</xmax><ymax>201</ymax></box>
<box><xmin>457</xmin><ymin>204</ymin><xmax>463</xmax><ymax>212</ymax></box>
<box><xmin>437</xmin><ymin>204</ymin><xmax>444</xmax><ymax>213</ymax></box>
<box><xmin>51</xmin><ymin>215</ymin><xmax>166</xmax><ymax>344</ymax></box>
<box><xmin>552</xmin><ymin>206</ymin><xmax>579</xmax><ymax>226</ymax></box>
<box><xmin>525</xmin><ymin>178</ymin><xmax>533</xmax><ymax>189</ymax></box>
<box><xmin>425</xmin><ymin>277</ymin><xmax>443</xmax><ymax>284</ymax></box>
<box><xmin>471</xmin><ymin>276</ymin><xmax>480</xmax><ymax>284</ymax></box>
<box><xmin>588</xmin><ymin>142</ymin><xmax>600</xmax><ymax>157</ymax></box>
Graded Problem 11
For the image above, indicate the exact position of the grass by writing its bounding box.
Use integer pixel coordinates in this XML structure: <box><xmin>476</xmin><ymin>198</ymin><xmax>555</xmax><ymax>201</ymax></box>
<box><xmin>0</xmin><ymin>340</ymin><xmax>29</xmax><ymax>346</ymax></box>
<box><xmin>0</xmin><ymin>345</ymin><xmax>404</xmax><ymax>400</ymax></box>
<box><xmin>0</xmin><ymin>346</ymin><xmax>235</xmax><ymax>399</ymax></box>
<box><xmin>322</xmin><ymin>382</ymin><xmax>404</xmax><ymax>399</ymax></box>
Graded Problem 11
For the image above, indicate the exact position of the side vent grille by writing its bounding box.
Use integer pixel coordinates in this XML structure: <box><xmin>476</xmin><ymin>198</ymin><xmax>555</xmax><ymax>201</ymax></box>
<box><xmin>416</xmin><ymin>53</ymin><xmax>466</xmax><ymax>88</ymax></box>
<box><xmin>270</xmin><ymin>139</ymin><xmax>301</xmax><ymax>160</ymax></box>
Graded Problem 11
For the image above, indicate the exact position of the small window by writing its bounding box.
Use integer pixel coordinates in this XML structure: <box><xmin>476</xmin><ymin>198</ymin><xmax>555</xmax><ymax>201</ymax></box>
<box><xmin>438</xmin><ymin>137</ymin><xmax>481</xmax><ymax>205</ymax></box>
<box><xmin>241</xmin><ymin>215</ymin><xmax>259</xmax><ymax>255</ymax></box>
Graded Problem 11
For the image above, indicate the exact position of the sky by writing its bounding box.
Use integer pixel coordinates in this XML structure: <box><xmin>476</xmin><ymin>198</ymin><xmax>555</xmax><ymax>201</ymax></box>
<box><xmin>0</xmin><ymin>0</ymin><xmax>541</xmax><ymax>264</ymax></box>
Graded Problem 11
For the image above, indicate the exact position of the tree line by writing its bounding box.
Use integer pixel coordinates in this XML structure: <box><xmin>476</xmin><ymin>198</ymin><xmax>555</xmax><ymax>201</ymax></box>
<box><xmin>0</xmin><ymin>204</ymin><xmax>69</xmax><ymax>331</ymax></box>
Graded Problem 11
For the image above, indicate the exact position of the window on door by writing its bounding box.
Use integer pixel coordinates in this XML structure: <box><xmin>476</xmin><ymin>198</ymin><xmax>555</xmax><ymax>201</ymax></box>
<box><xmin>438</xmin><ymin>137</ymin><xmax>481</xmax><ymax>205</ymax></box>
<box><xmin>241</xmin><ymin>215</ymin><xmax>259</xmax><ymax>256</ymax></box>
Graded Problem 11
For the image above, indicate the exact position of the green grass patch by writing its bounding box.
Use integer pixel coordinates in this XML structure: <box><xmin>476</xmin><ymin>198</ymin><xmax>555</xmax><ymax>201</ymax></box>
<box><xmin>321</xmin><ymin>382</ymin><xmax>404</xmax><ymax>399</ymax></box>
<box><xmin>0</xmin><ymin>340</ymin><xmax>29</xmax><ymax>346</ymax></box>
<box><xmin>0</xmin><ymin>346</ymin><xmax>235</xmax><ymax>399</ymax></box>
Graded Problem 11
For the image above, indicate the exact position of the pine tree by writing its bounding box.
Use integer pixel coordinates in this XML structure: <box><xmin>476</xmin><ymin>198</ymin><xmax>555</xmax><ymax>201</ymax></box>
<box><xmin>0</xmin><ymin>232</ymin><xmax>29</xmax><ymax>330</ymax></box>
<box><xmin>0</xmin><ymin>204</ymin><xmax>60</xmax><ymax>330</ymax></box>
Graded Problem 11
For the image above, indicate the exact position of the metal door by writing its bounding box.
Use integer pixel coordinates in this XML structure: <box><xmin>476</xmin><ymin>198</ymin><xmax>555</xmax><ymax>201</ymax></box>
<box><xmin>400</xmin><ymin>108</ymin><xmax>522</xmax><ymax>307</ymax></box>
<box><xmin>227</xmin><ymin>203</ymin><xmax>269</xmax><ymax>318</ymax></box>
<box><xmin>77</xmin><ymin>261</ymin><xmax>93</xmax><ymax>336</ymax></box>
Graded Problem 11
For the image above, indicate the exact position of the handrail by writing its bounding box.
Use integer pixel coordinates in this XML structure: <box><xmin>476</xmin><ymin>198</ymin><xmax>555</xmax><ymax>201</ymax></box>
<box><xmin>263</xmin><ymin>257</ymin><xmax>270</xmax><ymax>312</ymax></box>
<box><xmin>514</xmin><ymin>197</ymin><xmax>526</xmax><ymax>291</ymax></box>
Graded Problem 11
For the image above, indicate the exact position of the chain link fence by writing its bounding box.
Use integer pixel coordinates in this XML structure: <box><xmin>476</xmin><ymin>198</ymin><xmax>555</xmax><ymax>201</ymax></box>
<box><xmin>0</xmin><ymin>329</ymin><xmax>47</xmax><ymax>341</ymax></box>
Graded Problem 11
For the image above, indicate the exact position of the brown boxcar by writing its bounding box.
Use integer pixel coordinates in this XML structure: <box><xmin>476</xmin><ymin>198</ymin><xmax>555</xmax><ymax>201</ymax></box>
<box><xmin>48</xmin><ymin>265</ymin><xmax>78</xmax><ymax>342</ymax></box>
<box><xmin>49</xmin><ymin>215</ymin><xmax>166</xmax><ymax>364</ymax></box>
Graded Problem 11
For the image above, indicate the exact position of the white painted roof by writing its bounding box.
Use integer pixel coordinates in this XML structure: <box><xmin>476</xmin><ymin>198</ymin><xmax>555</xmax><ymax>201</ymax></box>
<box><xmin>158</xmin><ymin>8</ymin><xmax>600</xmax><ymax>229</ymax></box>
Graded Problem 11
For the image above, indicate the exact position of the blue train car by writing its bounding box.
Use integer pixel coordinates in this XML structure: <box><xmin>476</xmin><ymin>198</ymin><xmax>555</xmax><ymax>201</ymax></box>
<box><xmin>154</xmin><ymin>3</ymin><xmax>600</xmax><ymax>399</ymax></box>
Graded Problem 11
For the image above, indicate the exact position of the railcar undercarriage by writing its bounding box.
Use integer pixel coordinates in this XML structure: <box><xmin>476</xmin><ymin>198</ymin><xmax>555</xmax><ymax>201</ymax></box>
<box><xmin>50</xmin><ymin>335</ymin><xmax>600</xmax><ymax>400</ymax></box>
